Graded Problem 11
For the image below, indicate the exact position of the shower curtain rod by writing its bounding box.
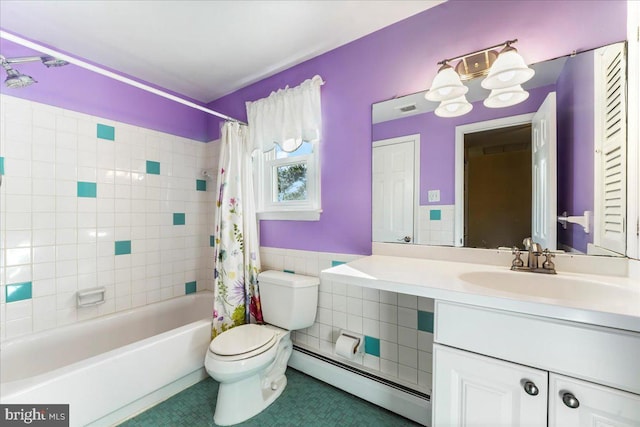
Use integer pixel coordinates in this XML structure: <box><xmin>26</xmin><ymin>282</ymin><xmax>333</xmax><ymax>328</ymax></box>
<box><xmin>0</xmin><ymin>30</ymin><xmax>247</xmax><ymax>125</ymax></box>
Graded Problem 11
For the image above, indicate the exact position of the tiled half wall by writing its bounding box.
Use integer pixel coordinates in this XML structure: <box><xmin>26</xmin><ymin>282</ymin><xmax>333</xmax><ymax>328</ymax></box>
<box><xmin>261</xmin><ymin>247</ymin><xmax>435</xmax><ymax>395</ymax></box>
<box><xmin>418</xmin><ymin>204</ymin><xmax>454</xmax><ymax>246</ymax></box>
<box><xmin>0</xmin><ymin>94</ymin><xmax>219</xmax><ymax>340</ymax></box>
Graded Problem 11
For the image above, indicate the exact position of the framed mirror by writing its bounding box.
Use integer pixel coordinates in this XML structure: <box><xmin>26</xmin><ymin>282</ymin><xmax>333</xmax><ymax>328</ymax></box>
<box><xmin>372</xmin><ymin>42</ymin><xmax>627</xmax><ymax>257</ymax></box>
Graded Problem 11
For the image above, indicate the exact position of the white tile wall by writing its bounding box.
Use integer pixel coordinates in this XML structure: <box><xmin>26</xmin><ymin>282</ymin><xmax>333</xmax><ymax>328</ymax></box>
<box><xmin>418</xmin><ymin>204</ymin><xmax>455</xmax><ymax>246</ymax></box>
<box><xmin>0</xmin><ymin>94</ymin><xmax>219</xmax><ymax>340</ymax></box>
<box><xmin>260</xmin><ymin>246</ymin><xmax>435</xmax><ymax>395</ymax></box>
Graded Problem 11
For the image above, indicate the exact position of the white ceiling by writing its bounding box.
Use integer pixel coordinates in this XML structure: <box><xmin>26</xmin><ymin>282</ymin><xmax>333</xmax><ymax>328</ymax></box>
<box><xmin>0</xmin><ymin>0</ymin><xmax>445</xmax><ymax>103</ymax></box>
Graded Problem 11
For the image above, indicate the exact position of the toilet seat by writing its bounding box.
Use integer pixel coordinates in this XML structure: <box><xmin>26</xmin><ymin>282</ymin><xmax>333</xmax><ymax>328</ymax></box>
<box><xmin>210</xmin><ymin>324</ymin><xmax>277</xmax><ymax>361</ymax></box>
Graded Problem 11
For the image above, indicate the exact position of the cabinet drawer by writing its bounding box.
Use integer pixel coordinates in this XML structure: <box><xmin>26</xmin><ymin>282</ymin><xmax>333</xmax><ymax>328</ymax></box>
<box><xmin>435</xmin><ymin>301</ymin><xmax>640</xmax><ymax>394</ymax></box>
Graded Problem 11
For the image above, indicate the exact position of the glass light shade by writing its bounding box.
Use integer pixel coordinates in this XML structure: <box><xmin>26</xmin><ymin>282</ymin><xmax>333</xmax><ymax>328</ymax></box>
<box><xmin>426</xmin><ymin>66</ymin><xmax>468</xmax><ymax>102</ymax></box>
<box><xmin>483</xmin><ymin>85</ymin><xmax>530</xmax><ymax>108</ymax></box>
<box><xmin>481</xmin><ymin>48</ymin><xmax>535</xmax><ymax>90</ymax></box>
<box><xmin>435</xmin><ymin>95</ymin><xmax>473</xmax><ymax>118</ymax></box>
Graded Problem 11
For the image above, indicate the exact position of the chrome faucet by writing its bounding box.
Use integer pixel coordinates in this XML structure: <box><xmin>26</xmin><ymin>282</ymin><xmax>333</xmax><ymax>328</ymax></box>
<box><xmin>511</xmin><ymin>237</ymin><xmax>556</xmax><ymax>274</ymax></box>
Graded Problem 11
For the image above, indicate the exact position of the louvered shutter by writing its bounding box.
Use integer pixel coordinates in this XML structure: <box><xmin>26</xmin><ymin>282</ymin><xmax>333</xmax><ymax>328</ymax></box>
<box><xmin>594</xmin><ymin>42</ymin><xmax>627</xmax><ymax>255</ymax></box>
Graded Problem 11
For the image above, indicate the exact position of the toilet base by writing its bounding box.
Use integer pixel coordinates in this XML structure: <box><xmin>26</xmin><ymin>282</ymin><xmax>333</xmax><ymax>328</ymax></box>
<box><xmin>213</xmin><ymin>372</ymin><xmax>287</xmax><ymax>426</ymax></box>
<box><xmin>212</xmin><ymin>333</ymin><xmax>292</xmax><ymax>426</ymax></box>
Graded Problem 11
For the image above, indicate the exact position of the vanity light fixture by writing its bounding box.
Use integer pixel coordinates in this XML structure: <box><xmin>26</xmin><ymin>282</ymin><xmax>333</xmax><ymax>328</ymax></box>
<box><xmin>484</xmin><ymin>84</ymin><xmax>529</xmax><ymax>109</ymax></box>
<box><xmin>425</xmin><ymin>63</ymin><xmax>468</xmax><ymax>102</ymax></box>
<box><xmin>481</xmin><ymin>41</ymin><xmax>535</xmax><ymax>90</ymax></box>
<box><xmin>426</xmin><ymin>39</ymin><xmax>535</xmax><ymax>117</ymax></box>
<box><xmin>435</xmin><ymin>95</ymin><xmax>473</xmax><ymax>118</ymax></box>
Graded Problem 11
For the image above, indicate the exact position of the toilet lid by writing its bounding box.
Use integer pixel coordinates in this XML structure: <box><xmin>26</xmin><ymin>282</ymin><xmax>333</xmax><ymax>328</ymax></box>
<box><xmin>210</xmin><ymin>324</ymin><xmax>276</xmax><ymax>356</ymax></box>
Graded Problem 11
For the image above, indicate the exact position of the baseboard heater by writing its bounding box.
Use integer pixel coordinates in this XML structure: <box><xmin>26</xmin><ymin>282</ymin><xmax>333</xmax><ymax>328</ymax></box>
<box><xmin>288</xmin><ymin>345</ymin><xmax>431</xmax><ymax>426</ymax></box>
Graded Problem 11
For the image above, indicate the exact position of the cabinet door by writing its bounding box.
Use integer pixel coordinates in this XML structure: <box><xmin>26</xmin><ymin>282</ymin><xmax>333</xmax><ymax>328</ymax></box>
<box><xmin>433</xmin><ymin>344</ymin><xmax>547</xmax><ymax>427</ymax></box>
<box><xmin>549</xmin><ymin>373</ymin><xmax>640</xmax><ymax>427</ymax></box>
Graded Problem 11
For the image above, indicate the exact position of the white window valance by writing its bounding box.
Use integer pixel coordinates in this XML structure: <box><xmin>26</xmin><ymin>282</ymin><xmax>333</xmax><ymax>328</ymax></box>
<box><xmin>246</xmin><ymin>74</ymin><xmax>324</xmax><ymax>153</ymax></box>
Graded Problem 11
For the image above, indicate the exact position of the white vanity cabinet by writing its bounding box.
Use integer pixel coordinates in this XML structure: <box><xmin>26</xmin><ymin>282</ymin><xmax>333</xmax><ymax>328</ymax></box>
<box><xmin>433</xmin><ymin>344</ymin><xmax>548</xmax><ymax>426</ymax></box>
<box><xmin>432</xmin><ymin>301</ymin><xmax>640</xmax><ymax>426</ymax></box>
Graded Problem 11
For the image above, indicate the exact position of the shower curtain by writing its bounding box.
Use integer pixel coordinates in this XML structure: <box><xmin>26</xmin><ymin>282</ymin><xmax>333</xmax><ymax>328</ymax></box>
<box><xmin>212</xmin><ymin>121</ymin><xmax>263</xmax><ymax>338</ymax></box>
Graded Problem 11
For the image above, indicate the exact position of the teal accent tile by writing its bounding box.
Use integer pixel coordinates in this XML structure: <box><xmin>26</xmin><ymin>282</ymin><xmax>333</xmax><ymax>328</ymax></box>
<box><xmin>6</xmin><ymin>281</ymin><xmax>32</xmax><ymax>303</ymax></box>
<box><xmin>196</xmin><ymin>179</ymin><xmax>207</xmax><ymax>191</ymax></box>
<box><xmin>429</xmin><ymin>209</ymin><xmax>442</xmax><ymax>221</ymax></box>
<box><xmin>364</xmin><ymin>336</ymin><xmax>380</xmax><ymax>357</ymax></box>
<box><xmin>115</xmin><ymin>240</ymin><xmax>132</xmax><ymax>255</ymax></box>
<box><xmin>173</xmin><ymin>213</ymin><xmax>185</xmax><ymax>225</ymax></box>
<box><xmin>0</xmin><ymin>156</ymin><xmax>4</xmax><ymax>174</ymax></box>
<box><xmin>77</xmin><ymin>181</ymin><xmax>97</xmax><ymax>198</ymax></box>
<box><xmin>418</xmin><ymin>310</ymin><xmax>434</xmax><ymax>333</ymax></box>
<box><xmin>146</xmin><ymin>160</ymin><xmax>161</xmax><ymax>175</ymax></box>
<box><xmin>185</xmin><ymin>281</ymin><xmax>197</xmax><ymax>294</ymax></box>
<box><xmin>209</xmin><ymin>235</ymin><xmax>215</xmax><ymax>247</ymax></box>
<box><xmin>97</xmin><ymin>123</ymin><xmax>115</xmax><ymax>140</ymax></box>
<box><xmin>331</xmin><ymin>260</ymin><xmax>346</xmax><ymax>267</ymax></box>
<box><xmin>283</xmin><ymin>269</ymin><xmax>295</xmax><ymax>274</ymax></box>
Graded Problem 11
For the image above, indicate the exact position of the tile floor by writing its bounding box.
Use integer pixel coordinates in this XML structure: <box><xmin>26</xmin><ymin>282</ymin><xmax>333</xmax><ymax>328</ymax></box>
<box><xmin>120</xmin><ymin>368</ymin><xmax>423</xmax><ymax>426</ymax></box>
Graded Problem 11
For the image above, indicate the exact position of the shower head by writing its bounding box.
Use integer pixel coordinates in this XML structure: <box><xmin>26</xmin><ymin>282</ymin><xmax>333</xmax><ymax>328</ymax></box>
<box><xmin>1</xmin><ymin>56</ymin><xmax>36</xmax><ymax>88</ymax></box>
<box><xmin>0</xmin><ymin>53</ymin><xmax>68</xmax><ymax>88</ymax></box>
<box><xmin>4</xmin><ymin>67</ymin><xmax>36</xmax><ymax>88</ymax></box>
<box><xmin>41</xmin><ymin>56</ymin><xmax>69</xmax><ymax>68</ymax></box>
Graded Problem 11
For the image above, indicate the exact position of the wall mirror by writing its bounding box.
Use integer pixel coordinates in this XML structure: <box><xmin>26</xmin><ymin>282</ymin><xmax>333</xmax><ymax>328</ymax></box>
<box><xmin>372</xmin><ymin>41</ymin><xmax>628</xmax><ymax>257</ymax></box>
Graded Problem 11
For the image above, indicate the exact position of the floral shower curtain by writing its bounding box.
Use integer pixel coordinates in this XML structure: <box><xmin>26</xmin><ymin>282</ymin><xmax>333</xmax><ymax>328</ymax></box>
<box><xmin>212</xmin><ymin>121</ymin><xmax>263</xmax><ymax>338</ymax></box>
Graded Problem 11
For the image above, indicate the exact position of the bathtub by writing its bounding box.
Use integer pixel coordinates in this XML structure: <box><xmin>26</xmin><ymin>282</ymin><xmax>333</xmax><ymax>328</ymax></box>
<box><xmin>0</xmin><ymin>291</ymin><xmax>214</xmax><ymax>427</ymax></box>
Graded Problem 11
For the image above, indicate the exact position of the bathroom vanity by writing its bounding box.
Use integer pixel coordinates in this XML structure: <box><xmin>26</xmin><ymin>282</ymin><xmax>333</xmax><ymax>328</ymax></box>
<box><xmin>321</xmin><ymin>249</ymin><xmax>640</xmax><ymax>426</ymax></box>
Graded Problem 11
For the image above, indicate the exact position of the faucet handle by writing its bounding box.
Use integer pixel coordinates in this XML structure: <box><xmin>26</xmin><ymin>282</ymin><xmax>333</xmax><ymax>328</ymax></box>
<box><xmin>542</xmin><ymin>249</ymin><xmax>556</xmax><ymax>271</ymax></box>
<box><xmin>511</xmin><ymin>247</ymin><xmax>524</xmax><ymax>268</ymax></box>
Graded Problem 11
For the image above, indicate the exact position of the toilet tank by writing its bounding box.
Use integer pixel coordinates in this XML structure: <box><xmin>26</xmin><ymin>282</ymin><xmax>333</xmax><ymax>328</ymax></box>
<box><xmin>258</xmin><ymin>270</ymin><xmax>319</xmax><ymax>330</ymax></box>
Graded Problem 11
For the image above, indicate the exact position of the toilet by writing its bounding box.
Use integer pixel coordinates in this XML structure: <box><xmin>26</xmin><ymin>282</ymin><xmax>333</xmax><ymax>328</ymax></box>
<box><xmin>204</xmin><ymin>270</ymin><xmax>319</xmax><ymax>426</ymax></box>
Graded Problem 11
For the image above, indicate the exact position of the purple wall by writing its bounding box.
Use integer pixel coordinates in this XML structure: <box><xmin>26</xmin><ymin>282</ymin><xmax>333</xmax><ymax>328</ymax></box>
<box><xmin>0</xmin><ymin>36</ymin><xmax>212</xmax><ymax>142</ymax></box>
<box><xmin>372</xmin><ymin>85</ymin><xmax>553</xmax><ymax>206</ymax></box>
<box><xmin>209</xmin><ymin>0</ymin><xmax>627</xmax><ymax>255</ymax></box>
<box><xmin>557</xmin><ymin>51</ymin><xmax>595</xmax><ymax>253</ymax></box>
<box><xmin>1</xmin><ymin>1</ymin><xmax>627</xmax><ymax>255</ymax></box>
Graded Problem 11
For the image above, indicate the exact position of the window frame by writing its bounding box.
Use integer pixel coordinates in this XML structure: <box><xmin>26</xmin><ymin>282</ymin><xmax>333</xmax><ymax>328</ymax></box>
<box><xmin>255</xmin><ymin>140</ymin><xmax>321</xmax><ymax>221</ymax></box>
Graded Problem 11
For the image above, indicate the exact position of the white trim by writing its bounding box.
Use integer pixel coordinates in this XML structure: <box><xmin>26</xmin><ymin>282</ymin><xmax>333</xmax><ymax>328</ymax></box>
<box><xmin>257</xmin><ymin>210</ymin><xmax>322</xmax><ymax>221</ymax></box>
<box><xmin>372</xmin><ymin>134</ymin><xmax>421</xmax><ymax>244</ymax></box>
<box><xmin>288</xmin><ymin>349</ymin><xmax>431</xmax><ymax>426</ymax></box>
<box><xmin>454</xmin><ymin>113</ymin><xmax>535</xmax><ymax>247</ymax></box>
<box><xmin>627</xmin><ymin>1</ymin><xmax>640</xmax><ymax>260</ymax></box>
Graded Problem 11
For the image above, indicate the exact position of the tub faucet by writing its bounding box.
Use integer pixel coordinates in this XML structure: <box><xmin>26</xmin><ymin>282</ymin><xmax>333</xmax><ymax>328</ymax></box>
<box><xmin>511</xmin><ymin>237</ymin><xmax>556</xmax><ymax>274</ymax></box>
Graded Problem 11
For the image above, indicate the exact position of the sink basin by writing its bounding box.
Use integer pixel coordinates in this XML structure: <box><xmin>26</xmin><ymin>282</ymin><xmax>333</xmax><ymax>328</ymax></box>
<box><xmin>458</xmin><ymin>271</ymin><xmax>639</xmax><ymax>303</ymax></box>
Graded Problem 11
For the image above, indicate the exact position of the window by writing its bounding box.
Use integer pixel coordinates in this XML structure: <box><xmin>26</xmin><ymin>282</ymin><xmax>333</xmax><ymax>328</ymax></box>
<box><xmin>255</xmin><ymin>140</ymin><xmax>321</xmax><ymax>221</ymax></box>
<box><xmin>246</xmin><ymin>74</ymin><xmax>324</xmax><ymax>221</ymax></box>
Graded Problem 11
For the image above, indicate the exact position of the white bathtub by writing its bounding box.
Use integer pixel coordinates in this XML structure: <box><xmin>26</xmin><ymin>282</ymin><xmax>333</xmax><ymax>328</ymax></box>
<box><xmin>0</xmin><ymin>291</ymin><xmax>214</xmax><ymax>427</ymax></box>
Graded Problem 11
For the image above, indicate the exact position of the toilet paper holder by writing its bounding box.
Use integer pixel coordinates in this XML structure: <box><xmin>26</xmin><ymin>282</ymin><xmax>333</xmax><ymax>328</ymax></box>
<box><xmin>335</xmin><ymin>330</ymin><xmax>364</xmax><ymax>360</ymax></box>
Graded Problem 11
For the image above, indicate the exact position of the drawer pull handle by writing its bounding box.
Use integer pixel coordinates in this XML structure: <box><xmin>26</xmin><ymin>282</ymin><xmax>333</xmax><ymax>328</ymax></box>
<box><xmin>523</xmin><ymin>381</ymin><xmax>539</xmax><ymax>396</ymax></box>
<box><xmin>562</xmin><ymin>392</ymin><xmax>580</xmax><ymax>409</ymax></box>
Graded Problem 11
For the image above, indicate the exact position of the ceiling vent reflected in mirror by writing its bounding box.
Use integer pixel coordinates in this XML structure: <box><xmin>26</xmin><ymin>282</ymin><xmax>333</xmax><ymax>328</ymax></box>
<box><xmin>397</xmin><ymin>103</ymin><xmax>418</xmax><ymax>114</ymax></box>
<box><xmin>426</xmin><ymin>39</ymin><xmax>535</xmax><ymax>117</ymax></box>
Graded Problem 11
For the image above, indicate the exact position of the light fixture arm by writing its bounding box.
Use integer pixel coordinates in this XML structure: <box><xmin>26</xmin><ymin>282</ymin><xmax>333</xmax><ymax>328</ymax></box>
<box><xmin>436</xmin><ymin>39</ymin><xmax>518</xmax><ymax>66</ymax></box>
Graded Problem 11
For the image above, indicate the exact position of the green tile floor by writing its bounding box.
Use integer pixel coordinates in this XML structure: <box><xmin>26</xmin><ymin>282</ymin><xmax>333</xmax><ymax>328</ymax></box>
<box><xmin>120</xmin><ymin>368</ymin><xmax>422</xmax><ymax>426</ymax></box>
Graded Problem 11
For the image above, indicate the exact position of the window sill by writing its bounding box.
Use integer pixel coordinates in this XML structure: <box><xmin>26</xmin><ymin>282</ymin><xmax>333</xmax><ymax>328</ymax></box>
<box><xmin>257</xmin><ymin>209</ymin><xmax>322</xmax><ymax>221</ymax></box>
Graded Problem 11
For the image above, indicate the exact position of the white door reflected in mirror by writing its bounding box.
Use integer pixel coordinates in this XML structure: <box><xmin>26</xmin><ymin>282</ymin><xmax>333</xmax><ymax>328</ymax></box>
<box><xmin>372</xmin><ymin>136</ymin><xmax>419</xmax><ymax>243</ymax></box>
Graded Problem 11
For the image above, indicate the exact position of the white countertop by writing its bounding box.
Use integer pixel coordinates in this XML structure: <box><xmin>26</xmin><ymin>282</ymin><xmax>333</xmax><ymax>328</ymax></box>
<box><xmin>321</xmin><ymin>255</ymin><xmax>640</xmax><ymax>333</ymax></box>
